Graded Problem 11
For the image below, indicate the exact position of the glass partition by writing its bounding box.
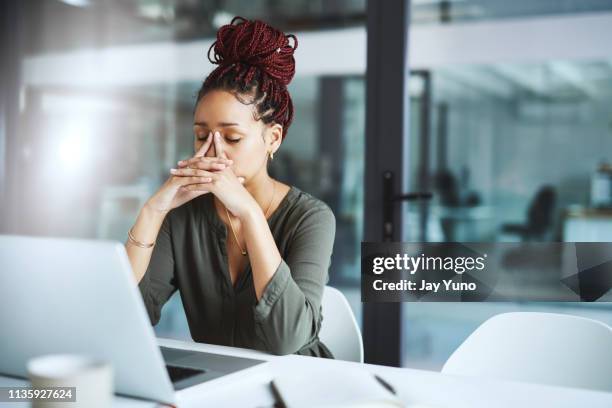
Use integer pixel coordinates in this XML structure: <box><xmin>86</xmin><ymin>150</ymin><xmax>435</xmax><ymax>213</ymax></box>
<box><xmin>402</xmin><ymin>59</ymin><xmax>612</xmax><ymax>370</ymax></box>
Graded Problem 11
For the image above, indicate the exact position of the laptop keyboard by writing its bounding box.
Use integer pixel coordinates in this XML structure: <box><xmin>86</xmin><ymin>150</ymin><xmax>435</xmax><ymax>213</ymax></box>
<box><xmin>165</xmin><ymin>364</ymin><xmax>206</xmax><ymax>383</ymax></box>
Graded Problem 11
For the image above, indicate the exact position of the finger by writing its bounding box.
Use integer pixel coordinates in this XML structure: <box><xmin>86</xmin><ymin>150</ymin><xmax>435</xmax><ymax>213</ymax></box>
<box><xmin>178</xmin><ymin>156</ymin><xmax>233</xmax><ymax>168</ymax></box>
<box><xmin>193</xmin><ymin>160</ymin><xmax>231</xmax><ymax>171</ymax></box>
<box><xmin>177</xmin><ymin>157</ymin><xmax>232</xmax><ymax>169</ymax></box>
<box><xmin>182</xmin><ymin>161</ymin><xmax>230</xmax><ymax>172</ymax></box>
<box><xmin>174</xmin><ymin>161</ymin><xmax>227</xmax><ymax>172</ymax></box>
<box><xmin>213</xmin><ymin>131</ymin><xmax>227</xmax><ymax>159</ymax></box>
<box><xmin>198</xmin><ymin>162</ymin><xmax>228</xmax><ymax>171</ymax></box>
<box><xmin>238</xmin><ymin>177</ymin><xmax>245</xmax><ymax>184</ymax></box>
<box><xmin>179</xmin><ymin>188</ymin><xmax>209</xmax><ymax>199</ymax></box>
<box><xmin>182</xmin><ymin>183</ymin><xmax>212</xmax><ymax>192</ymax></box>
<box><xmin>172</xmin><ymin>175</ymin><xmax>215</xmax><ymax>186</ymax></box>
<box><xmin>170</xmin><ymin>167</ymin><xmax>221</xmax><ymax>177</ymax></box>
<box><xmin>194</xmin><ymin>132</ymin><xmax>213</xmax><ymax>158</ymax></box>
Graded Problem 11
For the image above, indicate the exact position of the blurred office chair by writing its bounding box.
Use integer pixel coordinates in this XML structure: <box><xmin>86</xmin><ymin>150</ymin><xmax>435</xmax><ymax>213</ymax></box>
<box><xmin>442</xmin><ymin>312</ymin><xmax>612</xmax><ymax>392</ymax></box>
<box><xmin>502</xmin><ymin>186</ymin><xmax>556</xmax><ymax>241</ymax></box>
<box><xmin>319</xmin><ymin>286</ymin><xmax>364</xmax><ymax>363</ymax></box>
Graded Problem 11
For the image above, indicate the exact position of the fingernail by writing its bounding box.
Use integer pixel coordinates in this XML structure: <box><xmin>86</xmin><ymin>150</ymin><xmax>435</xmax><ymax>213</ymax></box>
<box><xmin>208</xmin><ymin>132</ymin><xmax>212</xmax><ymax>138</ymax></box>
<box><xmin>215</xmin><ymin>132</ymin><xmax>220</xmax><ymax>139</ymax></box>
<box><xmin>170</xmin><ymin>168</ymin><xmax>177</xmax><ymax>173</ymax></box>
<box><xmin>178</xmin><ymin>160</ymin><xmax>184</xmax><ymax>164</ymax></box>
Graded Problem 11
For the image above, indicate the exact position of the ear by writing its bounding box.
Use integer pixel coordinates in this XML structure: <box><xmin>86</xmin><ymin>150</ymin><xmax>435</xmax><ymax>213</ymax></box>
<box><xmin>264</xmin><ymin>122</ymin><xmax>283</xmax><ymax>154</ymax></box>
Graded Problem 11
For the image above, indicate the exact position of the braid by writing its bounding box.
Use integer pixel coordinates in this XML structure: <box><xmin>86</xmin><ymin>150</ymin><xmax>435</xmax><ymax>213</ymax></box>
<box><xmin>197</xmin><ymin>16</ymin><xmax>298</xmax><ymax>141</ymax></box>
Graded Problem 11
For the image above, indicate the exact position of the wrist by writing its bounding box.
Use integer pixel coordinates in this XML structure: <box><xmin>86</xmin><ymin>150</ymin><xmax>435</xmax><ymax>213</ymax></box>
<box><xmin>238</xmin><ymin>200</ymin><xmax>263</xmax><ymax>223</ymax></box>
<box><xmin>143</xmin><ymin>201</ymin><xmax>169</xmax><ymax>217</ymax></box>
<box><xmin>127</xmin><ymin>202</ymin><xmax>167</xmax><ymax>249</ymax></box>
<box><xmin>142</xmin><ymin>202</ymin><xmax>169</xmax><ymax>225</ymax></box>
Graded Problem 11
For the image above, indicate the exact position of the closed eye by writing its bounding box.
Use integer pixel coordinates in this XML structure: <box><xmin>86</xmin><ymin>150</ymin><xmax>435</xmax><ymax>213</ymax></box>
<box><xmin>195</xmin><ymin>134</ymin><xmax>240</xmax><ymax>143</ymax></box>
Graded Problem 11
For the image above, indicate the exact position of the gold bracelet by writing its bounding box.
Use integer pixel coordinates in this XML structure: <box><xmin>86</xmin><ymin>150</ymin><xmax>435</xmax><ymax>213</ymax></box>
<box><xmin>128</xmin><ymin>227</ymin><xmax>155</xmax><ymax>248</ymax></box>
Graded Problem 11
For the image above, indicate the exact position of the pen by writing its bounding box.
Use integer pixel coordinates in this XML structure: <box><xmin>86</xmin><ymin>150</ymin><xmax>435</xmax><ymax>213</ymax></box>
<box><xmin>374</xmin><ymin>374</ymin><xmax>397</xmax><ymax>395</ymax></box>
<box><xmin>269</xmin><ymin>380</ymin><xmax>287</xmax><ymax>408</ymax></box>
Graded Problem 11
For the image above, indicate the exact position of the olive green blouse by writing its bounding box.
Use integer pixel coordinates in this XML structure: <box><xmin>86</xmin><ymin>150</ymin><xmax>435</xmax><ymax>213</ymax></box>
<box><xmin>137</xmin><ymin>184</ymin><xmax>336</xmax><ymax>358</ymax></box>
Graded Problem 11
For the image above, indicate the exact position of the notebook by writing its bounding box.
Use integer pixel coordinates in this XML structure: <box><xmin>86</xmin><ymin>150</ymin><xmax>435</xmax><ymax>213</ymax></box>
<box><xmin>271</xmin><ymin>366</ymin><xmax>404</xmax><ymax>408</ymax></box>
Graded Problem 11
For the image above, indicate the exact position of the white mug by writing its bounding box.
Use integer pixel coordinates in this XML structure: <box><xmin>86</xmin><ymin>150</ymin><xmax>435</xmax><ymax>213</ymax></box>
<box><xmin>27</xmin><ymin>354</ymin><xmax>113</xmax><ymax>408</ymax></box>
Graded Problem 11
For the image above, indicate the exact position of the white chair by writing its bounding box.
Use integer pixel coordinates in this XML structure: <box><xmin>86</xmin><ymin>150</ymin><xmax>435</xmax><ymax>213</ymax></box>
<box><xmin>442</xmin><ymin>312</ymin><xmax>612</xmax><ymax>392</ymax></box>
<box><xmin>319</xmin><ymin>286</ymin><xmax>364</xmax><ymax>363</ymax></box>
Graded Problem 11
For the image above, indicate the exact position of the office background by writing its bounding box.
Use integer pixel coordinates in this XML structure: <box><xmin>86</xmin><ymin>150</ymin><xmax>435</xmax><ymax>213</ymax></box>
<box><xmin>1</xmin><ymin>0</ymin><xmax>612</xmax><ymax>369</ymax></box>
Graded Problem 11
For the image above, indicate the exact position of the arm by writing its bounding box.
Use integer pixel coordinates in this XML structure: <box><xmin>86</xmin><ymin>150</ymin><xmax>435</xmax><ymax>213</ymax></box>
<box><xmin>241</xmin><ymin>202</ymin><xmax>283</xmax><ymax>302</ymax></box>
<box><xmin>241</xmin><ymin>203</ymin><xmax>336</xmax><ymax>355</ymax></box>
<box><xmin>125</xmin><ymin>202</ymin><xmax>168</xmax><ymax>284</ymax></box>
<box><xmin>126</xmin><ymin>203</ymin><xmax>177</xmax><ymax>326</ymax></box>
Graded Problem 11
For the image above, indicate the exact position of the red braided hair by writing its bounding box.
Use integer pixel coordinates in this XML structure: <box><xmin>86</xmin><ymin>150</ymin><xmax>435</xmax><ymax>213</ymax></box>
<box><xmin>197</xmin><ymin>16</ymin><xmax>298</xmax><ymax>141</ymax></box>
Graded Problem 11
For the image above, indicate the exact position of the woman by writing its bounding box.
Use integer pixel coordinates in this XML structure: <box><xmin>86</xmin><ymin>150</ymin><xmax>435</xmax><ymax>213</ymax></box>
<box><xmin>125</xmin><ymin>16</ymin><xmax>336</xmax><ymax>358</ymax></box>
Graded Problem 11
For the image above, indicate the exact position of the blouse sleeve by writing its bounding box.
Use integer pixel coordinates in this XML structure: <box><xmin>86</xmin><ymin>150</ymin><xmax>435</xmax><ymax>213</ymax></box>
<box><xmin>252</xmin><ymin>203</ymin><xmax>336</xmax><ymax>355</ymax></box>
<box><xmin>137</xmin><ymin>212</ymin><xmax>177</xmax><ymax>326</ymax></box>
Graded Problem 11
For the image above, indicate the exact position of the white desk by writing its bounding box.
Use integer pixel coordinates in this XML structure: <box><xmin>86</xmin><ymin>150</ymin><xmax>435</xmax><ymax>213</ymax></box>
<box><xmin>2</xmin><ymin>337</ymin><xmax>611</xmax><ymax>407</ymax></box>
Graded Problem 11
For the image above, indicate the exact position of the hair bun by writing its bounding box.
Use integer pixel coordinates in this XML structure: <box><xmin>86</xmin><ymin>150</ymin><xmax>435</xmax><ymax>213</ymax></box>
<box><xmin>207</xmin><ymin>16</ymin><xmax>298</xmax><ymax>87</ymax></box>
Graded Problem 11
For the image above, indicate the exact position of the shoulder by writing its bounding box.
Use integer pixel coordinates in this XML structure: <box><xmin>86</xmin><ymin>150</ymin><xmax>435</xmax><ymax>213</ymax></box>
<box><xmin>287</xmin><ymin>186</ymin><xmax>336</xmax><ymax>231</ymax></box>
<box><xmin>282</xmin><ymin>187</ymin><xmax>336</xmax><ymax>255</ymax></box>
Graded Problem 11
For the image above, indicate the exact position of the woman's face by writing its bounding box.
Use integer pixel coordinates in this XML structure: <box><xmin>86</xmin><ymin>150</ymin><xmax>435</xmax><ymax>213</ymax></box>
<box><xmin>193</xmin><ymin>89</ymin><xmax>281</xmax><ymax>183</ymax></box>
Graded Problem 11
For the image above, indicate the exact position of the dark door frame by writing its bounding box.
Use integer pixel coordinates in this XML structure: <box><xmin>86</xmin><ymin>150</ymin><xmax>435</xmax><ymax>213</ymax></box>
<box><xmin>362</xmin><ymin>0</ymin><xmax>413</xmax><ymax>367</ymax></box>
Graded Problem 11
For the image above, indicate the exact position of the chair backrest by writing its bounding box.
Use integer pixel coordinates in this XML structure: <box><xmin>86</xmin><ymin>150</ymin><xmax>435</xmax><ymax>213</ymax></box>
<box><xmin>319</xmin><ymin>286</ymin><xmax>364</xmax><ymax>363</ymax></box>
<box><xmin>527</xmin><ymin>185</ymin><xmax>556</xmax><ymax>234</ymax></box>
<box><xmin>442</xmin><ymin>312</ymin><xmax>612</xmax><ymax>392</ymax></box>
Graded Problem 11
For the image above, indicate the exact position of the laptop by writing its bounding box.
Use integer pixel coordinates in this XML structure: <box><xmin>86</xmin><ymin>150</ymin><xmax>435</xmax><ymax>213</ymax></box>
<box><xmin>0</xmin><ymin>234</ymin><xmax>265</xmax><ymax>404</ymax></box>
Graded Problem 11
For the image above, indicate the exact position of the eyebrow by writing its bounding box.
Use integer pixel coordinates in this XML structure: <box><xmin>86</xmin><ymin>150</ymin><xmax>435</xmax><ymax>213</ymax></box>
<box><xmin>193</xmin><ymin>122</ymin><xmax>242</xmax><ymax>127</ymax></box>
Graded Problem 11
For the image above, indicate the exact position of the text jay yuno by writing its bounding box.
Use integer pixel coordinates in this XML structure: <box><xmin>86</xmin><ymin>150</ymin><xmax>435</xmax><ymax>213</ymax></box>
<box><xmin>369</xmin><ymin>253</ymin><xmax>488</xmax><ymax>292</ymax></box>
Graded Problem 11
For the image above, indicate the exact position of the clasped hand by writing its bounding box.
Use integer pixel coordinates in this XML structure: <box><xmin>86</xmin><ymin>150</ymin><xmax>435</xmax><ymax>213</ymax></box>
<box><xmin>171</xmin><ymin>131</ymin><xmax>256</xmax><ymax>218</ymax></box>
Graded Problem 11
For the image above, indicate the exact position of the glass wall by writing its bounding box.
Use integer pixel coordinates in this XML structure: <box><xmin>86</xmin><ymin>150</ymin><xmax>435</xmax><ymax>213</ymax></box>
<box><xmin>402</xmin><ymin>59</ymin><xmax>612</xmax><ymax>370</ymax></box>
